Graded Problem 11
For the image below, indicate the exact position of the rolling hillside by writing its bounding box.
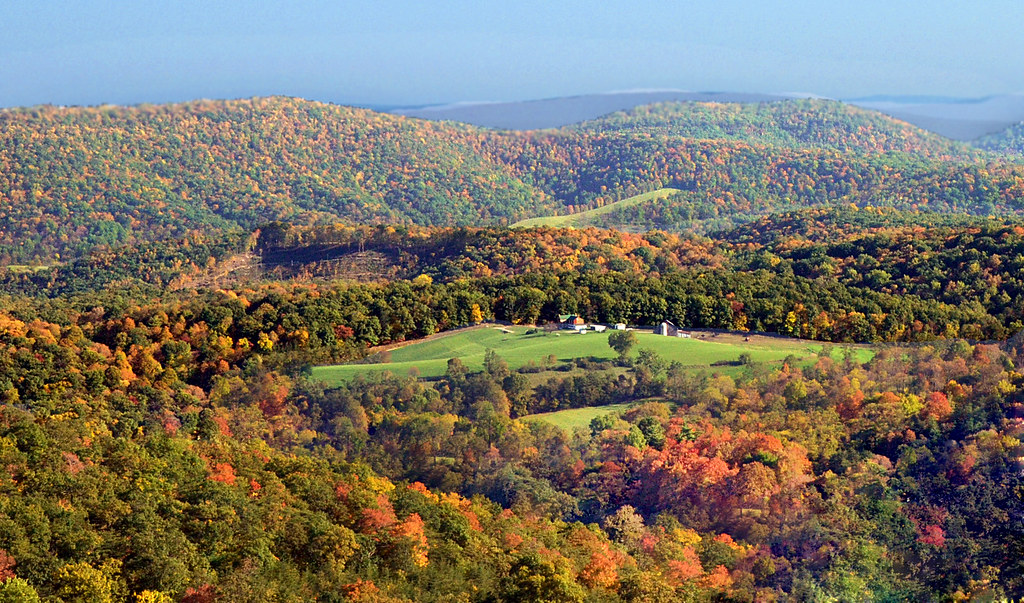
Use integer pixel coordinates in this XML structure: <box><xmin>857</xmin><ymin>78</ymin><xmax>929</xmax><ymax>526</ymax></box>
<box><xmin>0</xmin><ymin>97</ymin><xmax>553</xmax><ymax>263</ymax></box>
<box><xmin>3</xmin><ymin>96</ymin><xmax>1024</xmax><ymax>263</ymax></box>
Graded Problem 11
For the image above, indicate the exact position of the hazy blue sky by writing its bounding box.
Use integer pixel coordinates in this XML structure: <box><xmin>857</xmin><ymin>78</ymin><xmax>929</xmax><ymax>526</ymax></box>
<box><xmin>2</xmin><ymin>1</ymin><xmax>1022</xmax><ymax>108</ymax></box>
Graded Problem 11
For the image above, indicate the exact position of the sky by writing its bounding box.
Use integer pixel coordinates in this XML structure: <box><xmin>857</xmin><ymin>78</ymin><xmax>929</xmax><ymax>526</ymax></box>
<box><xmin>2</xmin><ymin>1</ymin><xmax>1023</xmax><ymax>108</ymax></box>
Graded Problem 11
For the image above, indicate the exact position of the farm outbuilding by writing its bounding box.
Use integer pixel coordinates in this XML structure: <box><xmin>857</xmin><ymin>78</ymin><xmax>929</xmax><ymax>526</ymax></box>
<box><xmin>558</xmin><ymin>314</ymin><xmax>585</xmax><ymax>329</ymax></box>
<box><xmin>656</xmin><ymin>321</ymin><xmax>679</xmax><ymax>337</ymax></box>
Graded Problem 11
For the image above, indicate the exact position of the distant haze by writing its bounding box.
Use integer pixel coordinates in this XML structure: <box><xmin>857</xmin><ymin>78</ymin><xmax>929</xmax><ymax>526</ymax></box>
<box><xmin>849</xmin><ymin>95</ymin><xmax>1024</xmax><ymax>140</ymax></box>
<box><xmin>2</xmin><ymin>1</ymin><xmax>1023</xmax><ymax>109</ymax></box>
<box><xmin>388</xmin><ymin>92</ymin><xmax>1024</xmax><ymax>141</ymax></box>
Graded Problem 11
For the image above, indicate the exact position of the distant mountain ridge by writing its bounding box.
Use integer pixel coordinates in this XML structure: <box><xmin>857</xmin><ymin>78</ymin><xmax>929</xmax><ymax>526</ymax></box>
<box><xmin>389</xmin><ymin>91</ymin><xmax>1024</xmax><ymax>142</ymax></box>
<box><xmin>391</xmin><ymin>90</ymin><xmax>800</xmax><ymax>130</ymax></box>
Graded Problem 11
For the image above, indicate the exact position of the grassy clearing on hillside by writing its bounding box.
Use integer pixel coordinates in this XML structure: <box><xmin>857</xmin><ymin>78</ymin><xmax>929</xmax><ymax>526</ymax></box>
<box><xmin>311</xmin><ymin>325</ymin><xmax>871</xmax><ymax>386</ymax></box>
<box><xmin>3</xmin><ymin>265</ymin><xmax>52</xmax><ymax>273</ymax></box>
<box><xmin>512</xmin><ymin>187</ymin><xmax>681</xmax><ymax>228</ymax></box>
<box><xmin>522</xmin><ymin>404</ymin><xmax>636</xmax><ymax>431</ymax></box>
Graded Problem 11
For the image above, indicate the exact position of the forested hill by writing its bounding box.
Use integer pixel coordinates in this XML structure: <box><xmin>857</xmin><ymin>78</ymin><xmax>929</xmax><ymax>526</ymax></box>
<box><xmin>713</xmin><ymin>206</ymin><xmax>994</xmax><ymax>245</ymax></box>
<box><xmin>3</xmin><ymin>96</ymin><xmax>1024</xmax><ymax>264</ymax></box>
<box><xmin>0</xmin><ymin>97</ymin><xmax>547</xmax><ymax>263</ymax></box>
<box><xmin>569</xmin><ymin>99</ymin><xmax>971</xmax><ymax>157</ymax></box>
<box><xmin>8</xmin><ymin>213</ymin><xmax>1024</xmax><ymax>341</ymax></box>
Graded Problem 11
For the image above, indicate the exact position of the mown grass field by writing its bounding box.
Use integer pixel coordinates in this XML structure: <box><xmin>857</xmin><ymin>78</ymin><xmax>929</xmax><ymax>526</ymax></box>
<box><xmin>521</xmin><ymin>404</ymin><xmax>636</xmax><ymax>431</ymax></box>
<box><xmin>311</xmin><ymin>325</ymin><xmax>873</xmax><ymax>386</ymax></box>
<box><xmin>3</xmin><ymin>264</ymin><xmax>52</xmax><ymax>273</ymax></box>
<box><xmin>511</xmin><ymin>187</ymin><xmax>681</xmax><ymax>228</ymax></box>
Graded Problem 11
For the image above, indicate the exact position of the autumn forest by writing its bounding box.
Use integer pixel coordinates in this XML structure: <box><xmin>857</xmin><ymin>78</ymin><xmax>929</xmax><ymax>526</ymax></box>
<box><xmin>1</xmin><ymin>97</ymin><xmax>1024</xmax><ymax>602</ymax></box>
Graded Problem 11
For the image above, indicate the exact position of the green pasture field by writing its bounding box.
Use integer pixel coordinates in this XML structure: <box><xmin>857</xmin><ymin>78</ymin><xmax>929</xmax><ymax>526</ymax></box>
<box><xmin>511</xmin><ymin>187</ymin><xmax>681</xmax><ymax>228</ymax></box>
<box><xmin>310</xmin><ymin>324</ymin><xmax>872</xmax><ymax>387</ymax></box>
<box><xmin>521</xmin><ymin>404</ymin><xmax>636</xmax><ymax>431</ymax></box>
